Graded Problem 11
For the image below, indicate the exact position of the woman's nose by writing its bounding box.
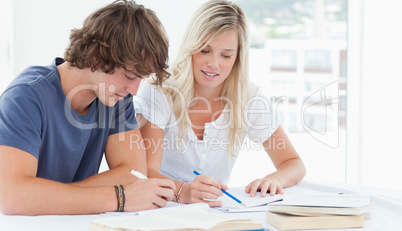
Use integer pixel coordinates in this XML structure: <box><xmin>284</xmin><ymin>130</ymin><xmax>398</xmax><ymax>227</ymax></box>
<box><xmin>206</xmin><ymin>55</ymin><xmax>219</xmax><ymax>69</ymax></box>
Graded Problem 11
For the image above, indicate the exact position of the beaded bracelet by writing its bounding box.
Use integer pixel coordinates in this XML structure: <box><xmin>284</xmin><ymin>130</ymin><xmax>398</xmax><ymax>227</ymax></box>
<box><xmin>114</xmin><ymin>185</ymin><xmax>125</xmax><ymax>212</ymax></box>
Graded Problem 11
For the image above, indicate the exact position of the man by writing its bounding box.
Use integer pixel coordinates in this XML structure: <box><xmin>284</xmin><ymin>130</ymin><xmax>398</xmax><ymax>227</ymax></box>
<box><xmin>0</xmin><ymin>0</ymin><xmax>175</xmax><ymax>215</ymax></box>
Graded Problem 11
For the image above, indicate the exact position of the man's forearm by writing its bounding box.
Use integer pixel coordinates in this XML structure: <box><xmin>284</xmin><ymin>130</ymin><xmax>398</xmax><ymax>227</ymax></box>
<box><xmin>69</xmin><ymin>164</ymin><xmax>138</xmax><ymax>187</ymax></box>
<box><xmin>1</xmin><ymin>177</ymin><xmax>116</xmax><ymax>215</ymax></box>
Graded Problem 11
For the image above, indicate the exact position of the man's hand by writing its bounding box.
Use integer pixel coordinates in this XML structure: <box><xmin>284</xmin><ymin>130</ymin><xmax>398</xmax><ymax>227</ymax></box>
<box><xmin>124</xmin><ymin>178</ymin><xmax>176</xmax><ymax>211</ymax></box>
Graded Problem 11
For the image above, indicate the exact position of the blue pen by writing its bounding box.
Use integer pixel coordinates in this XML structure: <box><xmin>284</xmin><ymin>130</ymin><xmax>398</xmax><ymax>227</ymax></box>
<box><xmin>193</xmin><ymin>170</ymin><xmax>246</xmax><ymax>206</ymax></box>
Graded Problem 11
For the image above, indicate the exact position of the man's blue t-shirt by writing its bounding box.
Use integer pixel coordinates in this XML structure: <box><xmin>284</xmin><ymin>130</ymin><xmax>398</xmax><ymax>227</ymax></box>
<box><xmin>0</xmin><ymin>58</ymin><xmax>138</xmax><ymax>183</ymax></box>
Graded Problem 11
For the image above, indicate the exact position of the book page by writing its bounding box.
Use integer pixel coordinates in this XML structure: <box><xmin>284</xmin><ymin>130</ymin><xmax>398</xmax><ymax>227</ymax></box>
<box><xmin>104</xmin><ymin>201</ymin><xmax>191</xmax><ymax>217</ymax></box>
<box><xmin>91</xmin><ymin>204</ymin><xmax>259</xmax><ymax>231</ymax></box>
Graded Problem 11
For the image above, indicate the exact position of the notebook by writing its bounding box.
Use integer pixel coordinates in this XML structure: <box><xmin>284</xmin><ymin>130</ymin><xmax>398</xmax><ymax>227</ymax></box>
<box><xmin>268</xmin><ymin>193</ymin><xmax>373</xmax><ymax>215</ymax></box>
<box><xmin>217</xmin><ymin>185</ymin><xmax>319</xmax><ymax>212</ymax></box>
<box><xmin>266</xmin><ymin>193</ymin><xmax>372</xmax><ymax>230</ymax></box>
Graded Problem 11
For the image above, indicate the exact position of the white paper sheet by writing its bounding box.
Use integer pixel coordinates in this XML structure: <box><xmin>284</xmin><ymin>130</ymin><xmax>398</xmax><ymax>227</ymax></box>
<box><xmin>216</xmin><ymin>185</ymin><xmax>321</xmax><ymax>212</ymax></box>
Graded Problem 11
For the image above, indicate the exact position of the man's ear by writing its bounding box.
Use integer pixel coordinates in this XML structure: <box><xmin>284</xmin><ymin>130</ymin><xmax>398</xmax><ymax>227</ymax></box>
<box><xmin>90</xmin><ymin>55</ymin><xmax>99</xmax><ymax>72</ymax></box>
<box><xmin>92</xmin><ymin>55</ymin><xmax>98</xmax><ymax>65</ymax></box>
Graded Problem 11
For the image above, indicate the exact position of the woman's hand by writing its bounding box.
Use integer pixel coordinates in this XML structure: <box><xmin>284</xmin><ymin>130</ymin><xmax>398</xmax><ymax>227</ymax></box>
<box><xmin>245</xmin><ymin>174</ymin><xmax>284</xmax><ymax>197</ymax></box>
<box><xmin>180</xmin><ymin>175</ymin><xmax>228</xmax><ymax>207</ymax></box>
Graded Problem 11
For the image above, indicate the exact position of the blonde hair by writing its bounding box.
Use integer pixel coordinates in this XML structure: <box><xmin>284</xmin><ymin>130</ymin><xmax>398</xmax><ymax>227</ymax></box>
<box><xmin>158</xmin><ymin>0</ymin><xmax>250</xmax><ymax>156</ymax></box>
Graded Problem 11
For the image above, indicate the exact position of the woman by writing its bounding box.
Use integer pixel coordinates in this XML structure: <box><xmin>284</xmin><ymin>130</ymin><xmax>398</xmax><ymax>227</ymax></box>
<box><xmin>134</xmin><ymin>0</ymin><xmax>306</xmax><ymax>207</ymax></box>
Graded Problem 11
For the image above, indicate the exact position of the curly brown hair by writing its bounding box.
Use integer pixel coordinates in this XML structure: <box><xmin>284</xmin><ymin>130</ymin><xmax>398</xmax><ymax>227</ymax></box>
<box><xmin>64</xmin><ymin>0</ymin><xmax>170</xmax><ymax>85</ymax></box>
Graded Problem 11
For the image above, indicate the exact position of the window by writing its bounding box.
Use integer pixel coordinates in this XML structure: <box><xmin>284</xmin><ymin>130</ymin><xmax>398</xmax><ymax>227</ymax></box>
<box><xmin>230</xmin><ymin>0</ymin><xmax>348</xmax><ymax>186</ymax></box>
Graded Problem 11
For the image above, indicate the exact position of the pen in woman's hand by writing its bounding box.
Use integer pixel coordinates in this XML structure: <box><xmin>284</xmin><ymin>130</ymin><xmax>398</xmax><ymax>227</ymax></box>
<box><xmin>193</xmin><ymin>170</ymin><xmax>246</xmax><ymax>206</ymax></box>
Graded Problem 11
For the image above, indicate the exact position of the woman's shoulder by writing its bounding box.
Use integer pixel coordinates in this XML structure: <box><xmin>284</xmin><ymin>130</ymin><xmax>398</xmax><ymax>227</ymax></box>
<box><xmin>134</xmin><ymin>79</ymin><xmax>174</xmax><ymax>112</ymax></box>
<box><xmin>136</xmin><ymin>79</ymin><xmax>169</xmax><ymax>99</ymax></box>
<box><xmin>248</xmin><ymin>81</ymin><xmax>268</xmax><ymax>98</ymax></box>
<box><xmin>246</xmin><ymin>81</ymin><xmax>273</xmax><ymax>109</ymax></box>
<box><xmin>248</xmin><ymin>81</ymin><xmax>259</xmax><ymax>93</ymax></box>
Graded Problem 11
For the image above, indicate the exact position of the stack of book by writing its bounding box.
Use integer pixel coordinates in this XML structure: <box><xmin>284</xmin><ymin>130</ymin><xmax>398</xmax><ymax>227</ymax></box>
<box><xmin>266</xmin><ymin>193</ymin><xmax>373</xmax><ymax>230</ymax></box>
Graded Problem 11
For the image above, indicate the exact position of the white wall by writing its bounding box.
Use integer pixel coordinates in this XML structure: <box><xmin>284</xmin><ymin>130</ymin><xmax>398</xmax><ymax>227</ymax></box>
<box><xmin>0</xmin><ymin>0</ymin><xmax>13</xmax><ymax>94</ymax></box>
<box><xmin>347</xmin><ymin>0</ymin><xmax>402</xmax><ymax>190</ymax></box>
<box><xmin>360</xmin><ymin>1</ymin><xmax>402</xmax><ymax>190</ymax></box>
<box><xmin>12</xmin><ymin>0</ymin><xmax>108</xmax><ymax>74</ymax></box>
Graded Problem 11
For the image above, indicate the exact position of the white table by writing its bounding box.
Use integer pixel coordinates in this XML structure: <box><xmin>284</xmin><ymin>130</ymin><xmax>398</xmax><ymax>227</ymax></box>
<box><xmin>1</xmin><ymin>181</ymin><xmax>401</xmax><ymax>231</ymax></box>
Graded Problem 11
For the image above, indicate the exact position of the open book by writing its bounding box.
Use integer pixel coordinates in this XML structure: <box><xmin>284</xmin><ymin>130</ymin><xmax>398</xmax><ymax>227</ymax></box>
<box><xmin>90</xmin><ymin>203</ymin><xmax>263</xmax><ymax>231</ymax></box>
